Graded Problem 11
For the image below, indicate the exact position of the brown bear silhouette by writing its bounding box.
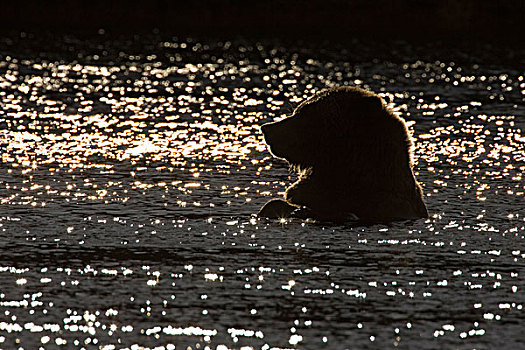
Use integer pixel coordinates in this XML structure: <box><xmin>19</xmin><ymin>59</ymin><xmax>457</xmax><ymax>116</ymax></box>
<box><xmin>258</xmin><ymin>86</ymin><xmax>428</xmax><ymax>224</ymax></box>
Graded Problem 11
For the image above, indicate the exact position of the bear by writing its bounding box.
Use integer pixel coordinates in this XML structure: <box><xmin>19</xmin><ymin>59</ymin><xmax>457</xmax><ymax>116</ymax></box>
<box><xmin>258</xmin><ymin>86</ymin><xmax>428</xmax><ymax>224</ymax></box>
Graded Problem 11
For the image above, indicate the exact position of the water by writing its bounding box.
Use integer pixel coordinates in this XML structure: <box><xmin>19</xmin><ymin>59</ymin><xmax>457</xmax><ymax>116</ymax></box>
<box><xmin>0</xmin><ymin>33</ymin><xmax>524</xmax><ymax>349</ymax></box>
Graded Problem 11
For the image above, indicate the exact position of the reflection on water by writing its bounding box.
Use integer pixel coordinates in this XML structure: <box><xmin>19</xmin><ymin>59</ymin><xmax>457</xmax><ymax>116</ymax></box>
<box><xmin>0</xmin><ymin>34</ymin><xmax>524</xmax><ymax>348</ymax></box>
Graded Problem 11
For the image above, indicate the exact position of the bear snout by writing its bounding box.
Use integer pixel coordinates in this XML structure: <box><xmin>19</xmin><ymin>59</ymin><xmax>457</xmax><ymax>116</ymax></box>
<box><xmin>260</xmin><ymin>123</ymin><xmax>270</xmax><ymax>137</ymax></box>
<box><xmin>261</xmin><ymin>121</ymin><xmax>282</xmax><ymax>147</ymax></box>
<box><xmin>261</xmin><ymin>122</ymin><xmax>278</xmax><ymax>138</ymax></box>
<box><xmin>261</xmin><ymin>118</ymin><xmax>307</xmax><ymax>162</ymax></box>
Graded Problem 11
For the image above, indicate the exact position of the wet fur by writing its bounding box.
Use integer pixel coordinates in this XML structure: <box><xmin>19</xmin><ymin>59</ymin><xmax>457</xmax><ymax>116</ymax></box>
<box><xmin>259</xmin><ymin>86</ymin><xmax>428</xmax><ymax>223</ymax></box>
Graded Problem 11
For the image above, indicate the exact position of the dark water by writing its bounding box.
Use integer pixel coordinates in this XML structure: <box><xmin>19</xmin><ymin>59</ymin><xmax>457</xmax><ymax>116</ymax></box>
<box><xmin>1</xmin><ymin>33</ymin><xmax>524</xmax><ymax>349</ymax></box>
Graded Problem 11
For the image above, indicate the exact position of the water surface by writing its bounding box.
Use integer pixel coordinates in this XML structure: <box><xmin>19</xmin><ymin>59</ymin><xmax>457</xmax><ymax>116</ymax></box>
<box><xmin>0</xmin><ymin>33</ymin><xmax>524</xmax><ymax>349</ymax></box>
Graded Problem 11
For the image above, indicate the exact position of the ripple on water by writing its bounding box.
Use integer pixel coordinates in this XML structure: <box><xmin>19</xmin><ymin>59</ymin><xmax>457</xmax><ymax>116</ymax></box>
<box><xmin>0</xmin><ymin>34</ymin><xmax>524</xmax><ymax>348</ymax></box>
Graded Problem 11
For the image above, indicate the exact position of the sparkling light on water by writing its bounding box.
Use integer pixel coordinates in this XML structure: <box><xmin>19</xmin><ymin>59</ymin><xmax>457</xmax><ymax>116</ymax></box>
<box><xmin>0</xmin><ymin>34</ymin><xmax>524</xmax><ymax>348</ymax></box>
